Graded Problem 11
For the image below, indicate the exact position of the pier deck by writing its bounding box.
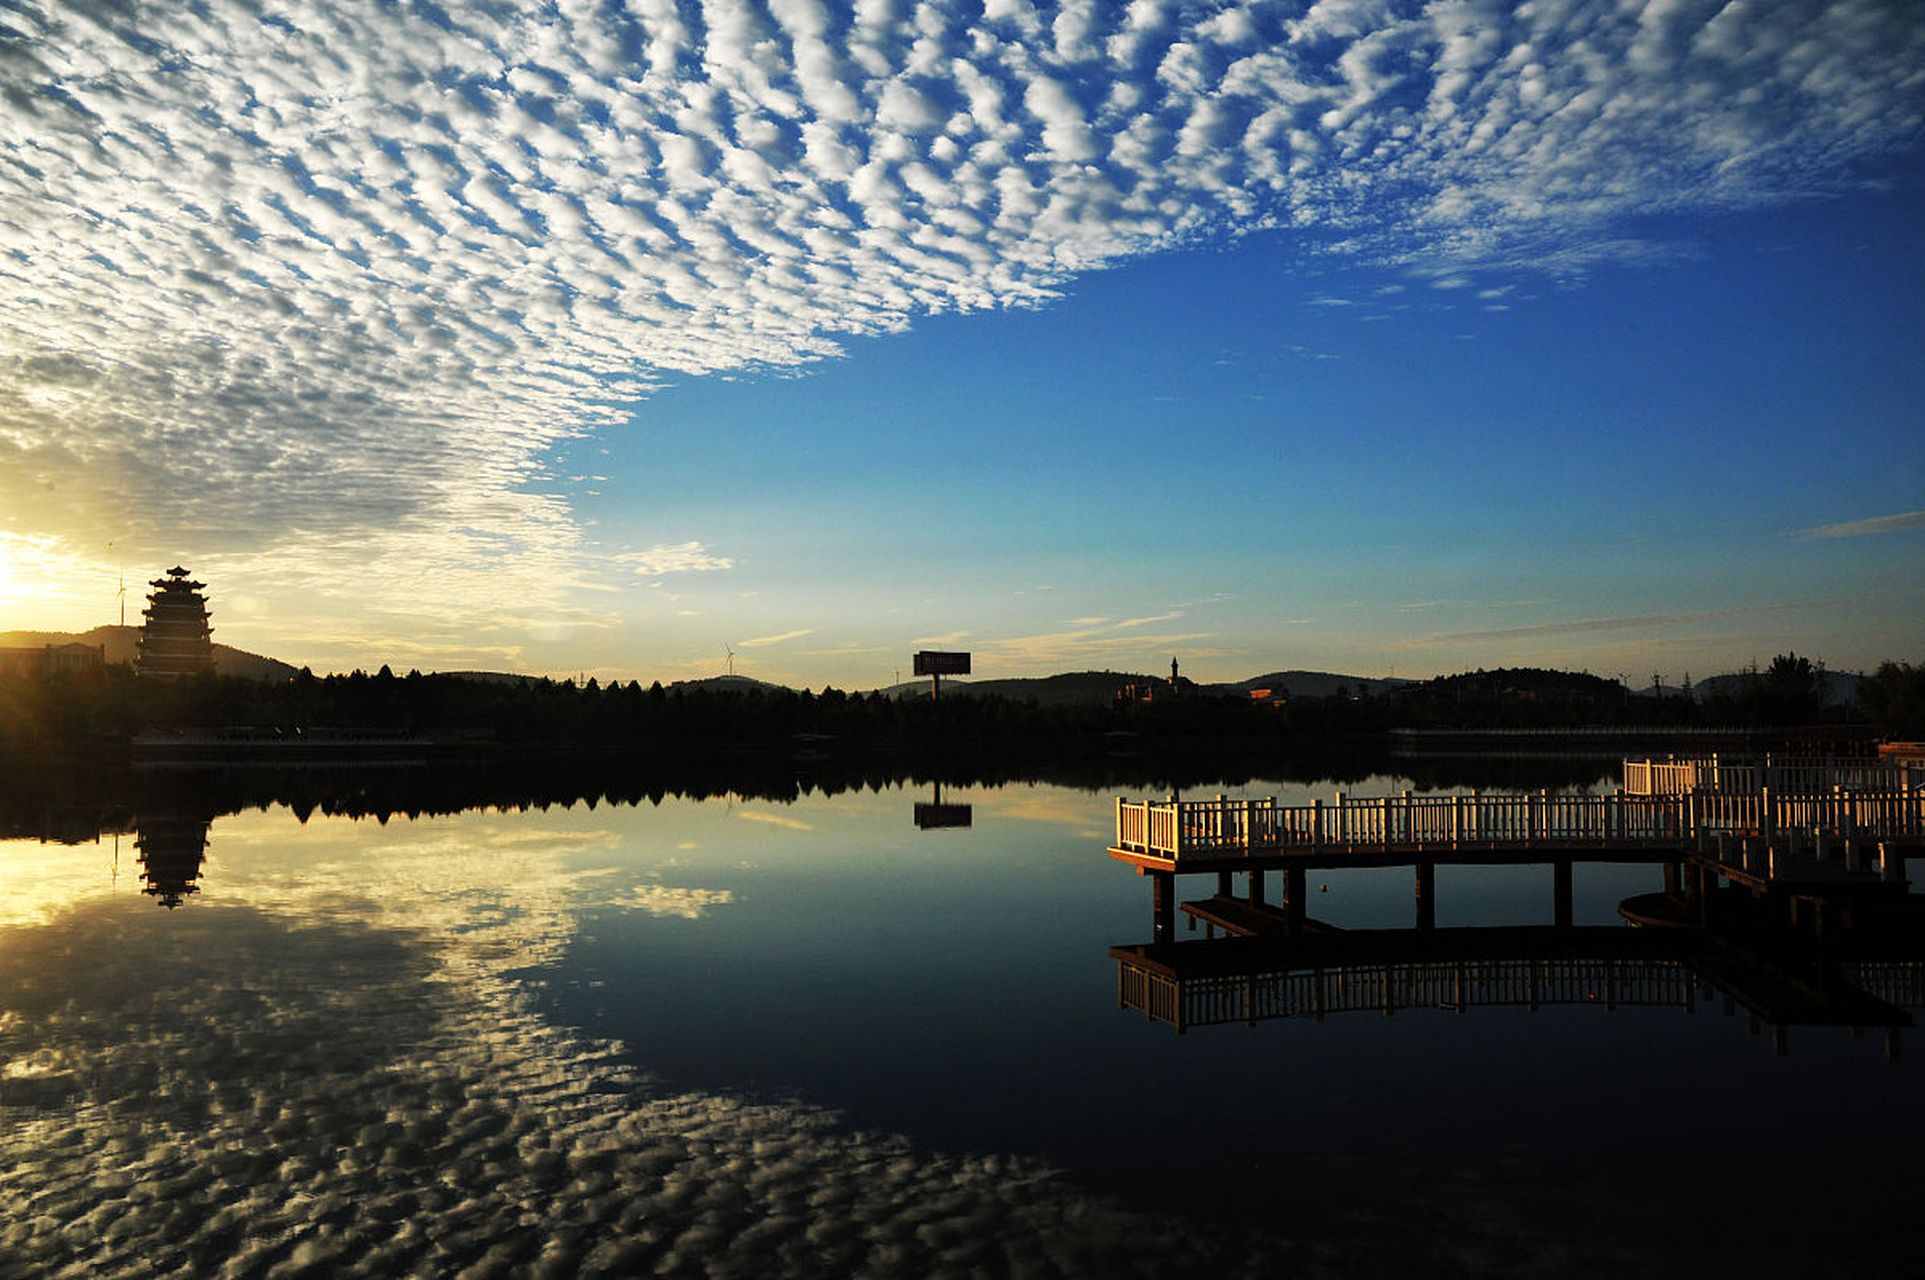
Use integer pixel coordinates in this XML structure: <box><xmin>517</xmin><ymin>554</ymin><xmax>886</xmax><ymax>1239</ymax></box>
<box><xmin>1111</xmin><ymin>787</ymin><xmax>1925</xmax><ymax>875</ymax></box>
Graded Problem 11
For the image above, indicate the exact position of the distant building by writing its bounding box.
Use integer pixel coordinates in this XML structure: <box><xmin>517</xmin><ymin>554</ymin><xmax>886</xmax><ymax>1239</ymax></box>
<box><xmin>0</xmin><ymin>642</ymin><xmax>105</xmax><ymax>676</ymax></box>
<box><xmin>136</xmin><ymin>566</ymin><xmax>215</xmax><ymax>678</ymax></box>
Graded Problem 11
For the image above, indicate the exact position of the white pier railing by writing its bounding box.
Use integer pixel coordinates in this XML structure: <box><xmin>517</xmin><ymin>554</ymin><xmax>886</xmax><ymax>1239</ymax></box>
<box><xmin>1622</xmin><ymin>754</ymin><xmax>1923</xmax><ymax>796</ymax></box>
<box><xmin>1114</xmin><ymin>786</ymin><xmax>1925</xmax><ymax>861</ymax></box>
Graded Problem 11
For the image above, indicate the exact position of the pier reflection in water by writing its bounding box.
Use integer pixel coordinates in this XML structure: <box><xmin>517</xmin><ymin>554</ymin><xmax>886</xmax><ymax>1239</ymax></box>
<box><xmin>4</xmin><ymin>763</ymin><xmax>1924</xmax><ymax>1276</ymax></box>
<box><xmin>1113</xmin><ymin>891</ymin><xmax>1922</xmax><ymax>1057</ymax></box>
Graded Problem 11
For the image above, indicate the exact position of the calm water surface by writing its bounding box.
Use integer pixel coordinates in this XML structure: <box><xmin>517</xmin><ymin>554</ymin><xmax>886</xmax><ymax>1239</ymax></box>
<box><xmin>2</xmin><ymin>772</ymin><xmax>1918</xmax><ymax>1277</ymax></box>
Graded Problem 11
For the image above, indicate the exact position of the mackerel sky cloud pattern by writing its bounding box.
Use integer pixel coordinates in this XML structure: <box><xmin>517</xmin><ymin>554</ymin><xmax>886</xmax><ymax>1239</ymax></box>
<box><xmin>1</xmin><ymin>0</ymin><xmax>1920</xmax><ymax>637</ymax></box>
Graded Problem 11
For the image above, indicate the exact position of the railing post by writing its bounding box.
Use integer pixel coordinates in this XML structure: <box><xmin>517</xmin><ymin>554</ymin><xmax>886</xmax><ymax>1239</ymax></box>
<box><xmin>1335</xmin><ymin>792</ymin><xmax>1346</xmax><ymax>843</ymax></box>
<box><xmin>1686</xmin><ymin>787</ymin><xmax>1700</xmax><ymax>851</ymax></box>
<box><xmin>1761</xmin><ymin>786</ymin><xmax>1774</xmax><ymax>844</ymax></box>
<box><xmin>1115</xmin><ymin>796</ymin><xmax>1124</xmax><ymax>846</ymax></box>
<box><xmin>1313</xmin><ymin>797</ymin><xmax>1324</xmax><ymax>849</ymax></box>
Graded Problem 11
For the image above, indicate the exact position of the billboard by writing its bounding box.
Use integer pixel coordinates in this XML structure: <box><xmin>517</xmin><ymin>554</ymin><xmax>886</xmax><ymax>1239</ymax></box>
<box><xmin>913</xmin><ymin>803</ymin><xmax>974</xmax><ymax>830</ymax></box>
<box><xmin>913</xmin><ymin>651</ymin><xmax>971</xmax><ymax>676</ymax></box>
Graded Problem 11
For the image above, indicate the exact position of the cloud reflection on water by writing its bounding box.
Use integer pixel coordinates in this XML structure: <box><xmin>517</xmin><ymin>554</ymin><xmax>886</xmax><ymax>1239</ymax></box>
<box><xmin>0</xmin><ymin>812</ymin><xmax>1280</xmax><ymax>1277</ymax></box>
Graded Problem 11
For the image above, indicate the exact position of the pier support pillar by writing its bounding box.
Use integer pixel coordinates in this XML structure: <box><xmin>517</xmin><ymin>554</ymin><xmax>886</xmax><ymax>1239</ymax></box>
<box><xmin>1663</xmin><ymin>861</ymin><xmax>1681</xmax><ymax>896</ymax></box>
<box><xmin>1553</xmin><ymin>860</ymin><xmax>1573</xmax><ymax>929</ymax></box>
<box><xmin>1151</xmin><ymin>873</ymin><xmax>1175</xmax><ymax>945</ymax></box>
<box><xmin>1217</xmin><ymin>870</ymin><xmax>1233</xmax><ymax>898</ymax></box>
<box><xmin>1415</xmin><ymin>862</ymin><xmax>1436</xmax><ymax>931</ymax></box>
<box><xmin>1283</xmin><ymin>867</ymin><xmax>1306</xmax><ymax>932</ymax></box>
<box><xmin>1247</xmin><ymin>867</ymin><xmax>1266</xmax><ymax>907</ymax></box>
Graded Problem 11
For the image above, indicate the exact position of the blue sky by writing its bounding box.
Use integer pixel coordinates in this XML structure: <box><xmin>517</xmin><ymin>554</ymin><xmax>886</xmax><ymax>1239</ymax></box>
<box><xmin>1</xmin><ymin>0</ymin><xmax>1920</xmax><ymax>685</ymax></box>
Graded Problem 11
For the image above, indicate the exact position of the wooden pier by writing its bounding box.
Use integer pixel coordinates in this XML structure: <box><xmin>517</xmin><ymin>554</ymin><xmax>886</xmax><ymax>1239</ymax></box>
<box><xmin>1112</xmin><ymin>785</ymin><xmax>1925</xmax><ymax>872</ymax></box>
<box><xmin>1106</xmin><ymin>757</ymin><xmax>1925</xmax><ymax>1051</ymax></box>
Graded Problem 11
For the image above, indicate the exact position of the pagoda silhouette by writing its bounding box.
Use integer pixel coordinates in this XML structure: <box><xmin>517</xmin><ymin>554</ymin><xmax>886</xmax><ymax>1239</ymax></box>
<box><xmin>136</xmin><ymin>566</ymin><xmax>214</xmax><ymax>678</ymax></box>
<box><xmin>134</xmin><ymin>812</ymin><xmax>210</xmax><ymax>908</ymax></box>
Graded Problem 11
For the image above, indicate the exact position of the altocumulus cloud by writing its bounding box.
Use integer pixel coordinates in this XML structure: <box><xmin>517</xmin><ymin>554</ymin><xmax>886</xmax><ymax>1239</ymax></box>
<box><xmin>1</xmin><ymin>0</ymin><xmax>1920</xmax><ymax>633</ymax></box>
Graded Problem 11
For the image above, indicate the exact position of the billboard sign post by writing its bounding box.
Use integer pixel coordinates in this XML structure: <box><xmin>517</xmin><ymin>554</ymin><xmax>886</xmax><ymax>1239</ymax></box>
<box><xmin>911</xmin><ymin>650</ymin><xmax>970</xmax><ymax>702</ymax></box>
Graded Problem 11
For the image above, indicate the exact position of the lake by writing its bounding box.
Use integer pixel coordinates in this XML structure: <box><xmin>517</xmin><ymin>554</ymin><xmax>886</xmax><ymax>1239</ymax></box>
<box><xmin>2</xmin><ymin>764</ymin><xmax>1918</xmax><ymax>1277</ymax></box>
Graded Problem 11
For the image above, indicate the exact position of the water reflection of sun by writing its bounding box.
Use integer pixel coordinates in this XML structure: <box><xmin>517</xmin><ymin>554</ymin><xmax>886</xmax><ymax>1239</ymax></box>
<box><xmin>0</xmin><ymin>840</ymin><xmax>129</xmax><ymax>927</ymax></box>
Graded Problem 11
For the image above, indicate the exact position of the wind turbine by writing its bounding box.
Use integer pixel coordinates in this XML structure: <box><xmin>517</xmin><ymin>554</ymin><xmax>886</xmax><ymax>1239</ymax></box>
<box><xmin>107</xmin><ymin>538</ymin><xmax>125</xmax><ymax>626</ymax></box>
<box><xmin>724</xmin><ymin>643</ymin><xmax>735</xmax><ymax>679</ymax></box>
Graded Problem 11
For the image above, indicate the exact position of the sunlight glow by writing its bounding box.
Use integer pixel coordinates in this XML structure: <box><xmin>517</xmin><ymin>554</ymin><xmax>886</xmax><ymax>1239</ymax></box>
<box><xmin>0</xmin><ymin>534</ymin><xmax>115</xmax><ymax>630</ymax></box>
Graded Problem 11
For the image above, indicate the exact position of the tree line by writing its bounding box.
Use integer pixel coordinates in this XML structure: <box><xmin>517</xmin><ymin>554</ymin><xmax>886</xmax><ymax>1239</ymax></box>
<box><xmin>1</xmin><ymin>654</ymin><xmax>1920</xmax><ymax>754</ymax></box>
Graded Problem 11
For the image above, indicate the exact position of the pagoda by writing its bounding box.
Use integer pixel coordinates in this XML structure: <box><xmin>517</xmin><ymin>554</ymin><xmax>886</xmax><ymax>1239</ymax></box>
<box><xmin>136</xmin><ymin>566</ymin><xmax>215</xmax><ymax>678</ymax></box>
<box><xmin>134</xmin><ymin>812</ymin><xmax>211</xmax><ymax>908</ymax></box>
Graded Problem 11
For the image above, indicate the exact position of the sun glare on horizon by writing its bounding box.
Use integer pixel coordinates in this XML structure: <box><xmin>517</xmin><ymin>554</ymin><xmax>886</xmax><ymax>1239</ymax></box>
<box><xmin>0</xmin><ymin>534</ymin><xmax>117</xmax><ymax>632</ymax></box>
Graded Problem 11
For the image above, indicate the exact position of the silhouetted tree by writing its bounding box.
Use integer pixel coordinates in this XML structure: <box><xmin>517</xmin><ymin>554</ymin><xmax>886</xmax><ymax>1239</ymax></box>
<box><xmin>1858</xmin><ymin>661</ymin><xmax>1925</xmax><ymax>737</ymax></box>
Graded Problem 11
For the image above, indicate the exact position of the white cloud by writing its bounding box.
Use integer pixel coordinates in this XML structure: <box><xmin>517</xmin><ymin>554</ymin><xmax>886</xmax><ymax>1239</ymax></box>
<box><xmin>1</xmin><ymin>0</ymin><xmax>1919</xmax><ymax>646</ymax></box>
<box><xmin>1394</xmin><ymin>595</ymin><xmax>1884</xmax><ymax>647</ymax></box>
<box><xmin>1792</xmin><ymin>510</ymin><xmax>1925</xmax><ymax>541</ymax></box>
<box><xmin>737</xmin><ymin>628</ymin><xmax>815</xmax><ymax>648</ymax></box>
<box><xmin>614</xmin><ymin>542</ymin><xmax>736</xmax><ymax>575</ymax></box>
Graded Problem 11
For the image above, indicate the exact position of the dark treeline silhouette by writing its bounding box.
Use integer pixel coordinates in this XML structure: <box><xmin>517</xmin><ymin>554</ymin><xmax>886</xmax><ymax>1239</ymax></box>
<box><xmin>0</xmin><ymin>653</ymin><xmax>1914</xmax><ymax>758</ymax></box>
<box><xmin>0</xmin><ymin>751</ymin><xmax>1625</xmax><ymax>847</ymax></box>
<box><xmin>1842</xmin><ymin>660</ymin><xmax>1925</xmax><ymax>737</ymax></box>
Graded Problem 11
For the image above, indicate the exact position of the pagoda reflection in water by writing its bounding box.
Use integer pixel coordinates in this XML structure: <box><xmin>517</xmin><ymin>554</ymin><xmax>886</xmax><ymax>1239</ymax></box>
<box><xmin>135</xmin><ymin>565</ymin><xmax>214</xmax><ymax>678</ymax></box>
<box><xmin>134</xmin><ymin>813</ymin><xmax>211</xmax><ymax>908</ymax></box>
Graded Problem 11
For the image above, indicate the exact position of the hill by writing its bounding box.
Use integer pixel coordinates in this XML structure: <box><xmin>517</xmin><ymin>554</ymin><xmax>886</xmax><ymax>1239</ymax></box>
<box><xmin>881</xmin><ymin>671</ymin><xmax>1159</xmax><ymax>707</ymax></box>
<box><xmin>878</xmin><ymin>669</ymin><xmax>1415</xmax><ymax>706</ymax></box>
<box><xmin>669</xmin><ymin>675</ymin><xmax>787</xmax><ymax>694</ymax></box>
<box><xmin>1205</xmin><ymin>671</ymin><xmax>1413</xmax><ymax>700</ymax></box>
<box><xmin>1686</xmin><ymin>669</ymin><xmax>1864</xmax><ymax>707</ymax></box>
<box><xmin>0</xmin><ymin>625</ymin><xmax>297</xmax><ymax>682</ymax></box>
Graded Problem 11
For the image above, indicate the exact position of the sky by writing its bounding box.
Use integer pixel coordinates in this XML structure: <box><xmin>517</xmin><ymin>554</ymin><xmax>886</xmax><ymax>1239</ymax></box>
<box><xmin>1</xmin><ymin>0</ymin><xmax>1921</xmax><ymax>688</ymax></box>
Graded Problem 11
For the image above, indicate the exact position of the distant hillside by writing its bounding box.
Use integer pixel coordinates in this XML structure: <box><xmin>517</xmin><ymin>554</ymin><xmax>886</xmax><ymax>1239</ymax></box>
<box><xmin>0</xmin><ymin>625</ymin><xmax>296</xmax><ymax>682</ymax></box>
<box><xmin>1206</xmin><ymin>671</ymin><xmax>1413</xmax><ymax>700</ymax></box>
<box><xmin>881</xmin><ymin>671</ymin><xmax>1160</xmax><ymax>707</ymax></box>
<box><xmin>1685</xmin><ymin>670</ymin><xmax>1865</xmax><ymax>706</ymax></box>
<box><xmin>881</xmin><ymin>669</ymin><xmax>1412</xmax><ymax>707</ymax></box>
<box><xmin>670</xmin><ymin>675</ymin><xmax>786</xmax><ymax>694</ymax></box>
<box><xmin>438</xmin><ymin>670</ymin><xmax>548</xmax><ymax>687</ymax></box>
